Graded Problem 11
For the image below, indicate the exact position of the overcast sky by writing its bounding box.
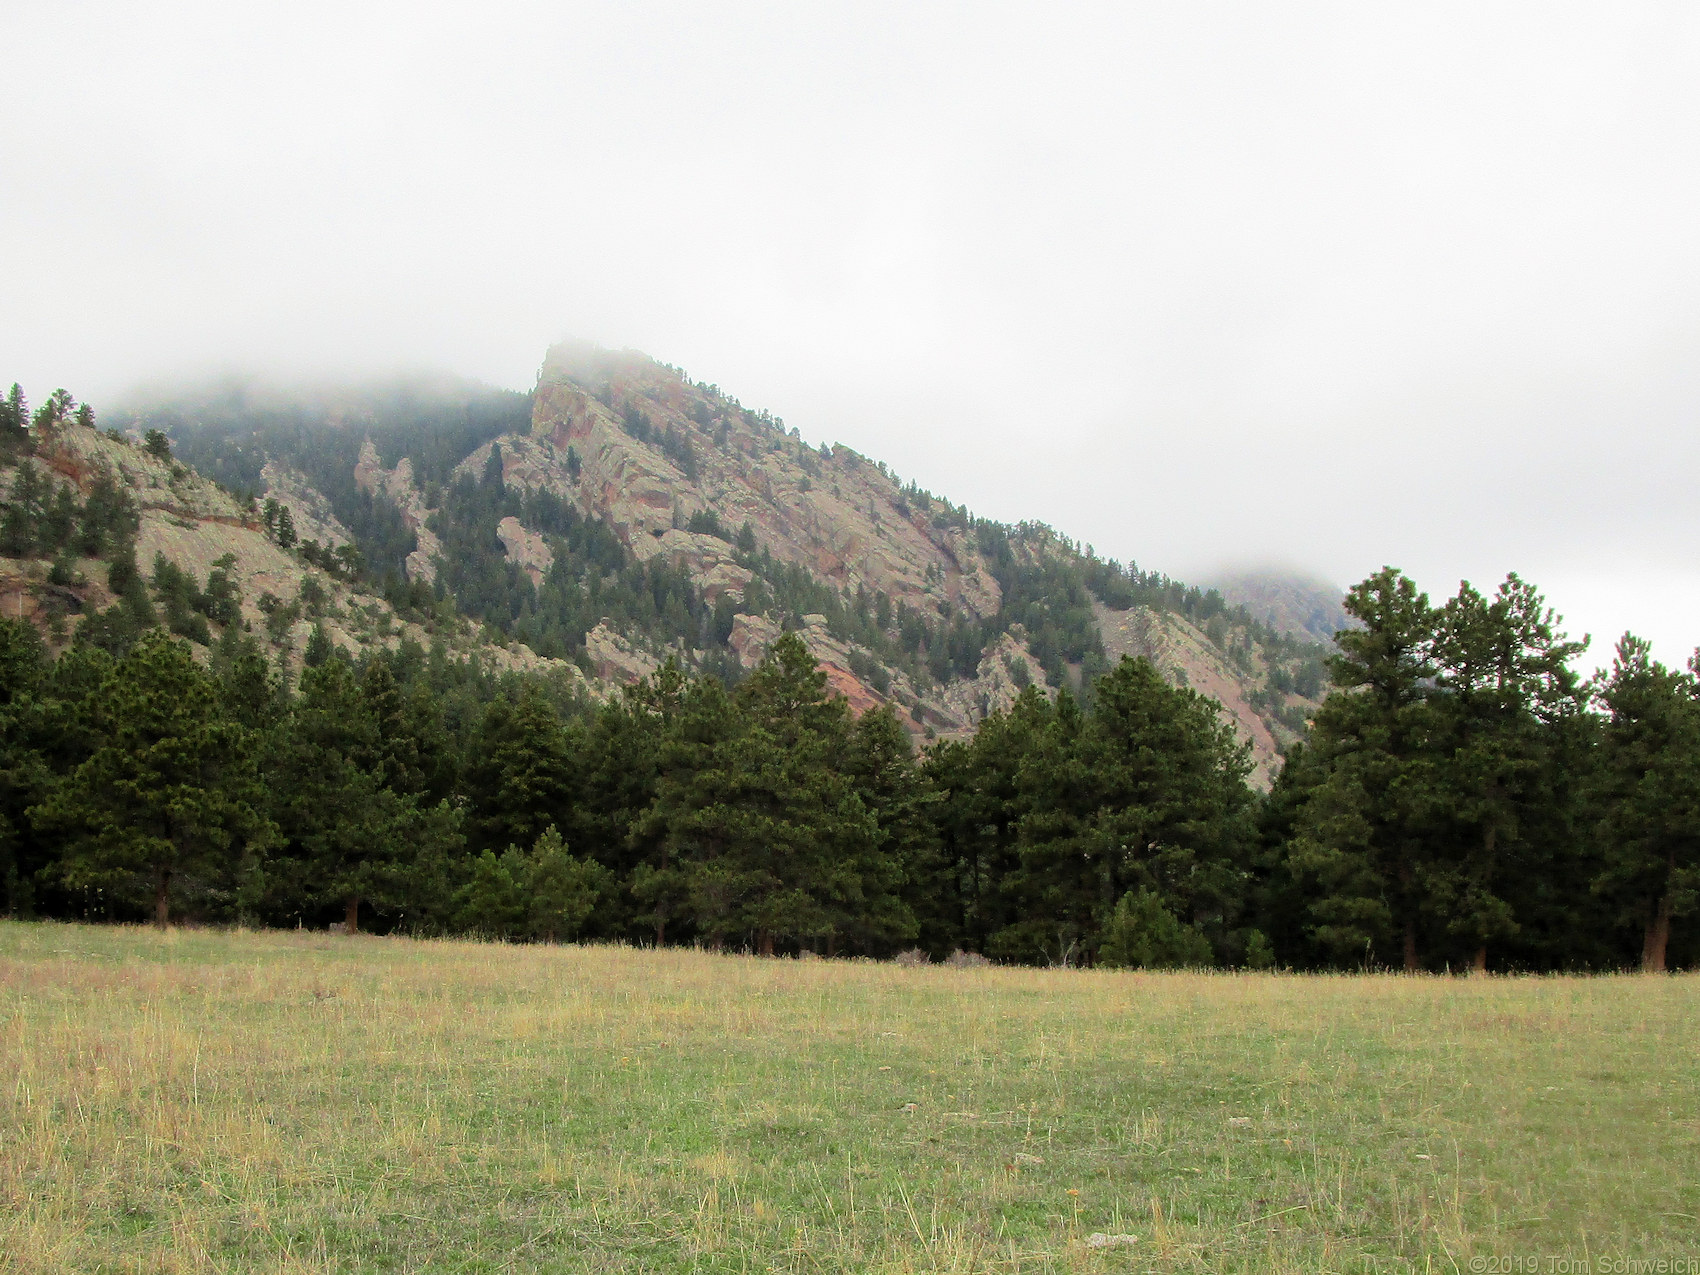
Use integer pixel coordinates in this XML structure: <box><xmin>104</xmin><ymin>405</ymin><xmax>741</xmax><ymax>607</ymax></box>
<box><xmin>5</xmin><ymin>1</ymin><xmax>1698</xmax><ymax>668</ymax></box>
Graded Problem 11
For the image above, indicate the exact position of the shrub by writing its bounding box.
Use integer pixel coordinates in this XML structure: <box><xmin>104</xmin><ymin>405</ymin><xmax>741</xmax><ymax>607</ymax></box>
<box><xmin>1099</xmin><ymin>889</ymin><xmax>1214</xmax><ymax>969</ymax></box>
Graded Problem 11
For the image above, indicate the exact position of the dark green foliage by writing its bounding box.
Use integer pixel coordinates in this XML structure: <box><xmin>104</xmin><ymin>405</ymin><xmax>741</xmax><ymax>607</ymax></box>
<box><xmin>525</xmin><ymin>825</ymin><xmax>612</xmax><ymax>942</ymax></box>
<box><xmin>1592</xmin><ymin>636</ymin><xmax>1700</xmax><ymax>971</ymax></box>
<box><xmin>619</xmin><ymin>403</ymin><xmax>699</xmax><ymax>479</ymax></box>
<box><xmin>1098</xmin><ymin>888</ymin><xmax>1214</xmax><ymax>968</ymax></box>
<box><xmin>462</xmin><ymin>688</ymin><xmax>575</xmax><ymax>853</ymax></box>
<box><xmin>0</xmin><ymin>373</ymin><xmax>1688</xmax><ymax>969</ymax></box>
<box><xmin>0</xmin><ymin>385</ymin><xmax>31</xmax><ymax>459</ymax></box>
<box><xmin>29</xmin><ymin>632</ymin><xmax>271</xmax><ymax>925</ymax></box>
<box><xmin>424</xmin><ymin>443</ymin><xmax>709</xmax><ymax>661</ymax></box>
<box><xmin>1281</xmin><ymin>569</ymin><xmax>1625</xmax><ymax>972</ymax></box>
<box><xmin>687</xmin><ymin>509</ymin><xmax>727</xmax><ymax>540</ymax></box>
<box><xmin>269</xmin><ymin>658</ymin><xmax>460</xmax><ymax>932</ymax></box>
<box><xmin>992</xmin><ymin>658</ymin><xmax>1255</xmax><ymax>964</ymax></box>
<box><xmin>150</xmin><ymin>554</ymin><xmax>214</xmax><ymax>644</ymax></box>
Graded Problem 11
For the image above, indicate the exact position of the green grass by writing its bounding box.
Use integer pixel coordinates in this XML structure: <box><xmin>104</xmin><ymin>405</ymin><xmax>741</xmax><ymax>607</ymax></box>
<box><xmin>1</xmin><ymin>922</ymin><xmax>1695</xmax><ymax>1273</ymax></box>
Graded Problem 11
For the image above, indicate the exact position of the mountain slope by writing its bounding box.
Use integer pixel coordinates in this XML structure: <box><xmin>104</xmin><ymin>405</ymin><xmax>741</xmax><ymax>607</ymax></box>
<box><xmin>1204</xmin><ymin>568</ymin><xmax>1352</xmax><ymax>647</ymax></box>
<box><xmin>70</xmin><ymin>345</ymin><xmax>1332</xmax><ymax>778</ymax></box>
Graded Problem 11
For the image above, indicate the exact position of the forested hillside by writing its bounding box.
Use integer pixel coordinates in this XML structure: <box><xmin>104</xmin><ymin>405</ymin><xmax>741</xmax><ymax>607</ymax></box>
<box><xmin>112</xmin><ymin>345</ymin><xmax>1331</xmax><ymax>779</ymax></box>
<box><xmin>4</xmin><ymin>377</ymin><xmax>1693</xmax><ymax>971</ymax></box>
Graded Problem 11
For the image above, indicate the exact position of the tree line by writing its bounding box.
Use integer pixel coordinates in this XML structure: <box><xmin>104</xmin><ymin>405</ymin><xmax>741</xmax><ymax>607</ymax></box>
<box><xmin>1</xmin><ymin>562</ymin><xmax>1694</xmax><ymax>971</ymax></box>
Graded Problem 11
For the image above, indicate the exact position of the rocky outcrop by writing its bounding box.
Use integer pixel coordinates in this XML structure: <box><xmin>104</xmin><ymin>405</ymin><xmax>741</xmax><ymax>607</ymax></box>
<box><xmin>456</xmin><ymin>433</ymin><xmax>581</xmax><ymax>505</ymax></box>
<box><xmin>529</xmin><ymin>345</ymin><xmax>1004</xmax><ymax>623</ymax></box>
<box><xmin>496</xmin><ymin>516</ymin><xmax>553</xmax><ymax>589</ymax></box>
<box><xmin>727</xmin><ymin>612</ymin><xmax>783</xmax><ymax>669</ymax></box>
<box><xmin>584</xmin><ymin>621</ymin><xmax>660</xmax><ymax>685</ymax></box>
<box><xmin>1093</xmin><ymin>599</ymin><xmax>1314</xmax><ymax>789</ymax></box>
<box><xmin>261</xmin><ymin>460</ymin><xmax>353</xmax><ymax>548</ymax></box>
<box><xmin>11</xmin><ymin>423</ymin><xmax>581</xmax><ymax>688</ymax></box>
<box><xmin>48</xmin><ymin>422</ymin><xmax>254</xmax><ymax>526</ymax></box>
<box><xmin>354</xmin><ymin>439</ymin><xmax>440</xmax><ymax>582</ymax></box>
<box><xmin>726</xmin><ymin>612</ymin><xmax>1041</xmax><ymax>738</ymax></box>
<box><xmin>930</xmin><ymin>630</ymin><xmax>1050</xmax><ymax>730</ymax></box>
<box><xmin>637</xmin><ymin>529</ymin><xmax>753</xmax><ymax>602</ymax></box>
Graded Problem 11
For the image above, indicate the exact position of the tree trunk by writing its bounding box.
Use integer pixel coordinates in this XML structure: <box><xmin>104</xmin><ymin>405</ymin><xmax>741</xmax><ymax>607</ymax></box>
<box><xmin>1398</xmin><ymin>858</ymin><xmax>1419</xmax><ymax>972</ymax></box>
<box><xmin>1471</xmin><ymin>945</ymin><xmax>1487</xmax><ymax>974</ymax></box>
<box><xmin>345</xmin><ymin>896</ymin><xmax>360</xmax><ymax>935</ymax></box>
<box><xmin>1643</xmin><ymin>891</ymin><xmax>1673</xmax><ymax>973</ymax></box>
<box><xmin>153</xmin><ymin>867</ymin><xmax>171</xmax><ymax>929</ymax></box>
<box><xmin>825</xmin><ymin>932</ymin><xmax>838</xmax><ymax>960</ymax></box>
<box><xmin>758</xmin><ymin>929</ymin><xmax>774</xmax><ymax>958</ymax></box>
<box><xmin>654</xmin><ymin>919</ymin><xmax>665</xmax><ymax>947</ymax></box>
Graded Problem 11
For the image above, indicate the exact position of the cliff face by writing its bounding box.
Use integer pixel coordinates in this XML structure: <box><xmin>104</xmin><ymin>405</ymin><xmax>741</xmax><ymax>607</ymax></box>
<box><xmin>524</xmin><ymin>342</ymin><xmax>1002</xmax><ymax>621</ymax></box>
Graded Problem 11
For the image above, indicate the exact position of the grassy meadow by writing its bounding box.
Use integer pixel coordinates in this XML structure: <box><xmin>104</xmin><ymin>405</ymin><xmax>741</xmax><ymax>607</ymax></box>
<box><xmin>0</xmin><ymin>923</ymin><xmax>1695</xmax><ymax>1273</ymax></box>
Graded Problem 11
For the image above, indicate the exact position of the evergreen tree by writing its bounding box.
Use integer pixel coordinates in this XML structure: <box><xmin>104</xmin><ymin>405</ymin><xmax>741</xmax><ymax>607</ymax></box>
<box><xmin>272</xmin><ymin>659</ymin><xmax>459</xmax><ymax>932</ymax></box>
<box><xmin>1424</xmin><ymin>575</ymin><xmax>1587</xmax><ymax>970</ymax></box>
<box><xmin>1593</xmin><ymin>635</ymin><xmax>1700</xmax><ymax>972</ymax></box>
<box><xmin>455</xmin><ymin>847</ymin><xmax>529</xmax><ymax>939</ymax></box>
<box><xmin>999</xmin><ymin>657</ymin><xmax>1253</xmax><ymax>965</ymax></box>
<box><xmin>526</xmin><ymin>824</ymin><xmax>612</xmax><ymax>942</ymax></box>
<box><xmin>31</xmin><ymin>632</ymin><xmax>270</xmax><ymax>925</ymax></box>
<box><xmin>841</xmin><ymin>705</ymin><xmax>928</xmax><ymax>956</ymax></box>
<box><xmin>923</xmin><ymin>685</ymin><xmax>1054</xmax><ymax>955</ymax></box>
<box><xmin>462</xmin><ymin>688</ymin><xmax>574</xmax><ymax>852</ymax></box>
<box><xmin>628</xmin><ymin>667</ymin><xmax>734</xmax><ymax>946</ymax></box>
<box><xmin>0</xmin><ymin>619</ymin><xmax>50</xmax><ymax>915</ymax></box>
<box><xmin>1099</xmin><ymin>887</ymin><xmax>1214</xmax><ymax>969</ymax></box>
<box><xmin>1288</xmin><ymin>569</ymin><xmax>1441</xmax><ymax>969</ymax></box>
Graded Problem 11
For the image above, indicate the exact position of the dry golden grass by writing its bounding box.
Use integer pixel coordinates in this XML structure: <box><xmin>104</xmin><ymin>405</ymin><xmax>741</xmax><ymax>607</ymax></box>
<box><xmin>1</xmin><ymin>922</ymin><xmax>1695</xmax><ymax>1273</ymax></box>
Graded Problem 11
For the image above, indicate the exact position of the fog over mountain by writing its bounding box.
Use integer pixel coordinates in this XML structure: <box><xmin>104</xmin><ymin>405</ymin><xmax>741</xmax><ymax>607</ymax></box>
<box><xmin>4</xmin><ymin>2</ymin><xmax>1698</xmax><ymax>667</ymax></box>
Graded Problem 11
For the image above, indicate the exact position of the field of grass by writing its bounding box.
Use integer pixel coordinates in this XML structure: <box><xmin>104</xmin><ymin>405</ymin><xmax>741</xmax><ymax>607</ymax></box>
<box><xmin>0</xmin><ymin>923</ymin><xmax>1695</xmax><ymax>1274</ymax></box>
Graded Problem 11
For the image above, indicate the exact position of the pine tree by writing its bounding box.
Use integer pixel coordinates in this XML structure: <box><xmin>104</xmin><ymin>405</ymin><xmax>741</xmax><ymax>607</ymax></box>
<box><xmin>840</xmin><ymin>705</ymin><xmax>927</xmax><ymax>956</ymax></box>
<box><xmin>1593</xmin><ymin>635</ymin><xmax>1700</xmax><ymax>972</ymax></box>
<box><xmin>630</xmin><ymin>674</ymin><xmax>743</xmax><ymax>949</ymax></box>
<box><xmin>31</xmin><ymin>632</ymin><xmax>270</xmax><ymax>926</ymax></box>
<box><xmin>1288</xmin><ymin>568</ymin><xmax>1441</xmax><ymax>970</ymax></box>
<box><xmin>455</xmin><ymin>847</ymin><xmax>528</xmax><ymax>939</ymax></box>
<box><xmin>0</xmin><ymin>619</ymin><xmax>50</xmax><ymax>915</ymax></box>
<box><xmin>526</xmin><ymin>824</ymin><xmax>611</xmax><ymax>942</ymax></box>
<box><xmin>272</xmin><ymin>659</ymin><xmax>459</xmax><ymax>932</ymax></box>
<box><xmin>1001</xmin><ymin>657</ymin><xmax>1252</xmax><ymax>965</ymax></box>
<box><xmin>1425</xmin><ymin>575</ymin><xmax>1587</xmax><ymax>970</ymax></box>
<box><xmin>462</xmin><ymin>688</ymin><xmax>574</xmax><ymax>853</ymax></box>
<box><xmin>1099</xmin><ymin>887</ymin><xmax>1213</xmax><ymax>969</ymax></box>
<box><xmin>923</xmin><ymin>684</ymin><xmax>1054</xmax><ymax>955</ymax></box>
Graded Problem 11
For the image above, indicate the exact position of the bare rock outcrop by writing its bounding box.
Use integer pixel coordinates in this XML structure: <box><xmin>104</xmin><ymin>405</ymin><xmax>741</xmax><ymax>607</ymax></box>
<box><xmin>529</xmin><ymin>345</ymin><xmax>1004</xmax><ymax>623</ymax></box>
<box><xmin>930</xmin><ymin>630</ymin><xmax>1050</xmax><ymax>731</ymax></box>
<box><xmin>584</xmin><ymin>621</ymin><xmax>660</xmax><ymax>685</ymax></box>
<box><xmin>638</xmin><ymin>529</ymin><xmax>753</xmax><ymax>602</ymax></box>
<box><xmin>1094</xmin><ymin>598</ymin><xmax>1305</xmax><ymax>788</ymax></box>
<box><xmin>354</xmin><ymin>439</ymin><xmax>440</xmax><ymax>582</ymax></box>
<box><xmin>261</xmin><ymin>460</ymin><xmax>353</xmax><ymax>548</ymax></box>
<box><xmin>496</xmin><ymin>516</ymin><xmax>553</xmax><ymax>589</ymax></box>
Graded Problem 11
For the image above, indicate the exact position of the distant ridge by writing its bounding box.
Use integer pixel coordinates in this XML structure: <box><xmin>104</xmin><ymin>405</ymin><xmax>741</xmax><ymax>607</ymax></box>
<box><xmin>1204</xmin><ymin>568</ymin><xmax>1351</xmax><ymax>648</ymax></box>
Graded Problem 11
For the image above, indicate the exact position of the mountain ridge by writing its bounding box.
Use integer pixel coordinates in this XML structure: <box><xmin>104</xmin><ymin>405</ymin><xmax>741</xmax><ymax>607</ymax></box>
<box><xmin>7</xmin><ymin>345</ymin><xmax>1333</xmax><ymax>783</ymax></box>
